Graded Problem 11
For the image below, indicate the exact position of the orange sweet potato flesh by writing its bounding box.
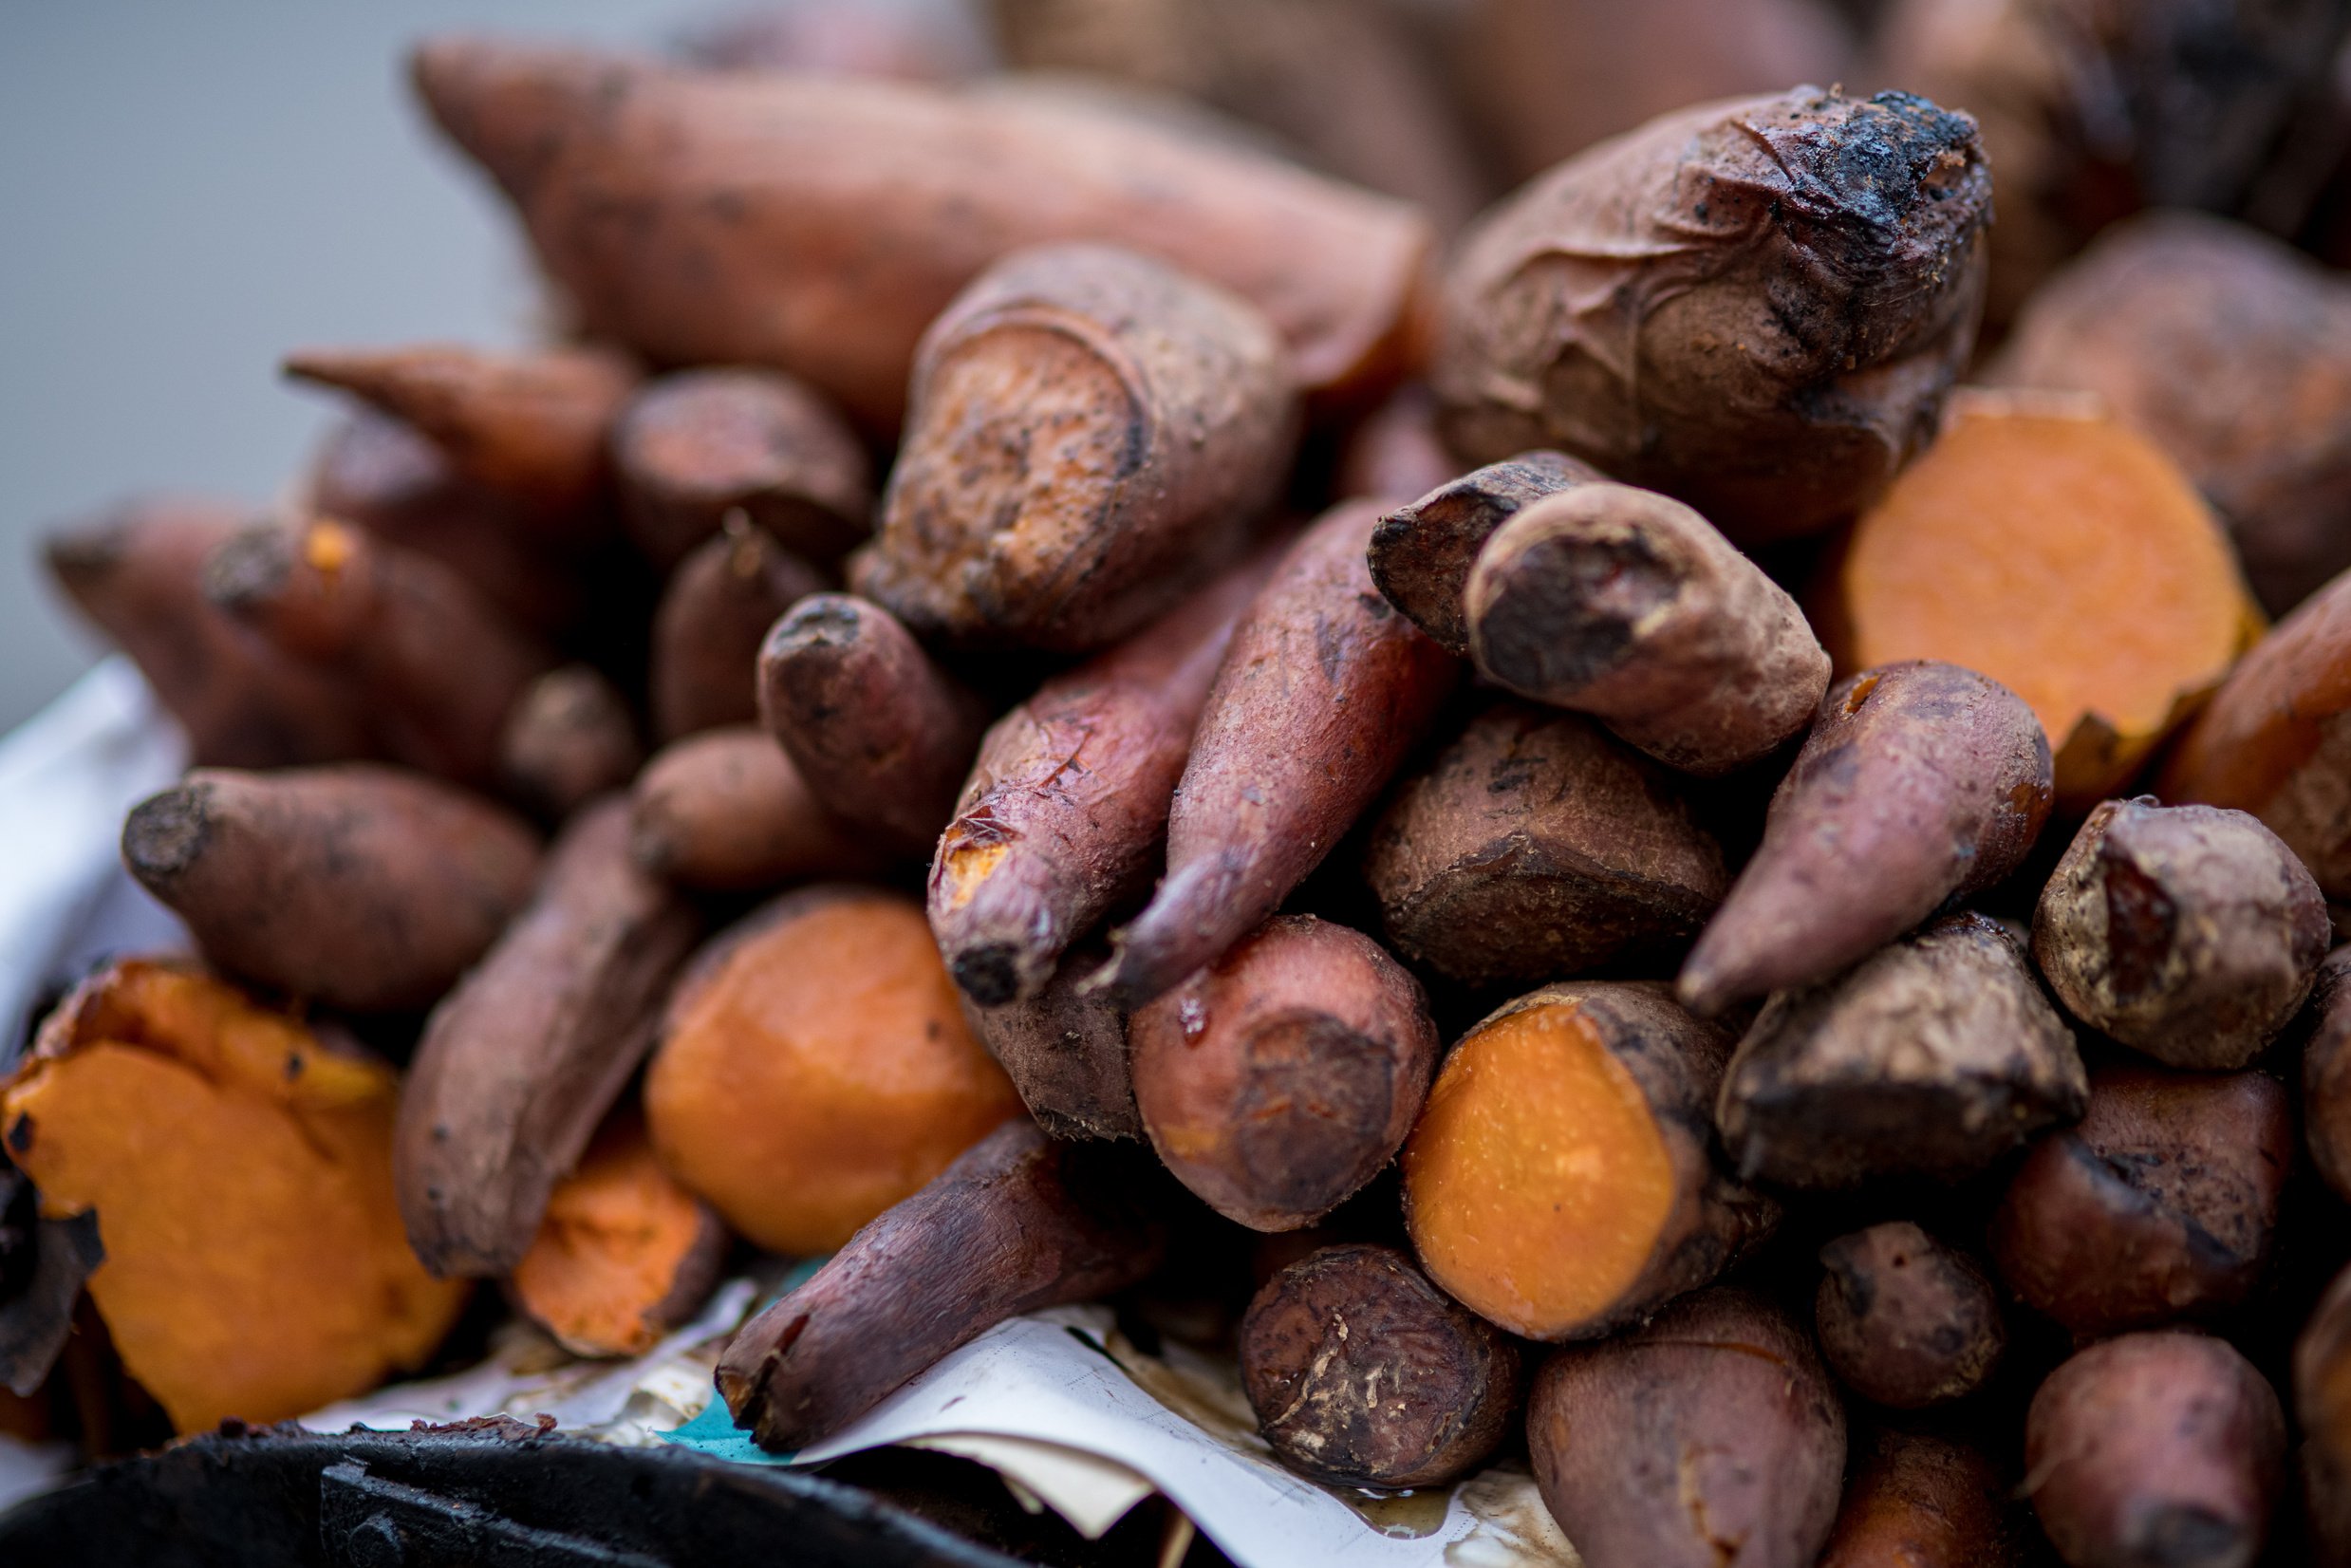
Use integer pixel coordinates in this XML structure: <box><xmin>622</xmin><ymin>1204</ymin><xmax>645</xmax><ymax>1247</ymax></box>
<box><xmin>1402</xmin><ymin>981</ymin><xmax>1771</xmax><ymax>1340</ymax></box>
<box><xmin>509</xmin><ymin>1113</ymin><xmax>727</xmax><ymax>1359</ymax></box>
<box><xmin>644</xmin><ymin>886</ymin><xmax>1023</xmax><ymax>1255</ymax></box>
<box><xmin>1823</xmin><ymin>394</ymin><xmax>2262</xmax><ymax>804</ymax></box>
<box><xmin>0</xmin><ymin>961</ymin><xmax>467</xmax><ymax>1432</ymax></box>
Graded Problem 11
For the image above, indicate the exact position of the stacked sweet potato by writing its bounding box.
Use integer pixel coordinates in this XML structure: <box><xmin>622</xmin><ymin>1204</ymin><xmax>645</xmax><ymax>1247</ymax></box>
<box><xmin>11</xmin><ymin>4</ymin><xmax>2351</xmax><ymax>1565</ymax></box>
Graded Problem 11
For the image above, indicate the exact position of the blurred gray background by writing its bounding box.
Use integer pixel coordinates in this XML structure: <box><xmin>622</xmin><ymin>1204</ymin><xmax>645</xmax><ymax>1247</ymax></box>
<box><xmin>0</xmin><ymin>1</ymin><xmax>696</xmax><ymax>735</ymax></box>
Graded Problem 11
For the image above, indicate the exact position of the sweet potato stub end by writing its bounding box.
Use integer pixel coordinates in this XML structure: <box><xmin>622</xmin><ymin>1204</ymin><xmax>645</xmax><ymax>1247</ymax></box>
<box><xmin>1404</xmin><ymin>1001</ymin><xmax>1674</xmax><ymax>1339</ymax></box>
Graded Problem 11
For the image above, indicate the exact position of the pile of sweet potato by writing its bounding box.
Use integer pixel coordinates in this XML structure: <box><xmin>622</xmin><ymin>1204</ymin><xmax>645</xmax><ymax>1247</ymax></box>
<box><xmin>11</xmin><ymin>2</ymin><xmax>2351</xmax><ymax>1565</ymax></box>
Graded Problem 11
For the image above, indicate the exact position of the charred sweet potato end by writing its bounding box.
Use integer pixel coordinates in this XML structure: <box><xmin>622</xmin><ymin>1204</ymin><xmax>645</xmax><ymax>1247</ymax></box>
<box><xmin>1404</xmin><ymin>999</ymin><xmax>1674</xmax><ymax>1338</ymax></box>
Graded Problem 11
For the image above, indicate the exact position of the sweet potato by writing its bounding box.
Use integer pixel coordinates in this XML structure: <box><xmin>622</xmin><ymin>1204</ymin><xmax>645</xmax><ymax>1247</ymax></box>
<box><xmin>122</xmin><ymin>764</ymin><xmax>542</xmax><ymax>1014</ymax></box>
<box><xmin>1094</xmin><ymin>500</ymin><xmax>1458</xmax><ymax>1005</ymax></box>
<box><xmin>1367</xmin><ymin>451</ymin><xmax>1597</xmax><ymax>655</ymax></box>
<box><xmin>1868</xmin><ymin>0</ymin><xmax>2349</xmax><ymax>325</ymax></box>
<box><xmin>990</xmin><ymin>0</ymin><xmax>1491</xmax><ymax>233</ymax></box>
<box><xmin>628</xmin><ymin>726</ymin><xmax>877</xmax><ymax>892</ymax></box>
<box><xmin>1677</xmin><ymin>663</ymin><xmax>2054</xmax><ymax>1018</ymax></box>
<box><xmin>284</xmin><ymin>342</ymin><xmax>636</xmax><ymax>525</ymax></box>
<box><xmin>2300</xmin><ymin>1260</ymin><xmax>2351</xmax><ymax>1564</ymax></box>
<box><xmin>1715</xmin><ymin>913</ymin><xmax>2087</xmax><ymax>1188</ymax></box>
<box><xmin>1465</xmin><ymin>482</ymin><xmax>1831</xmax><ymax>775</ymax></box>
<box><xmin>43</xmin><ymin>498</ymin><xmax>370</xmax><ymax>769</ymax></box>
<box><xmin>306</xmin><ymin>410</ymin><xmax>580</xmax><ymax>635</ymax></box>
<box><xmin>715</xmin><ymin>1119</ymin><xmax>1167</xmax><ymax>1450</ymax></box>
<box><xmin>1989</xmin><ymin>213</ymin><xmax>2351</xmax><ymax>616</ymax></box>
<box><xmin>675</xmin><ymin>0</ymin><xmax>995</xmax><ymax>81</ymax></box>
<box><xmin>1816</xmin><ymin>1223</ymin><xmax>2006</xmax><ymax>1409</ymax></box>
<box><xmin>2024</xmin><ymin>1332</ymin><xmax>2285</xmax><ymax>1568</ymax></box>
<box><xmin>496</xmin><ymin>664</ymin><xmax>643</xmax><ymax>821</ymax></box>
<box><xmin>1129</xmin><ymin>916</ymin><xmax>1438</xmax><ymax>1231</ymax></box>
<box><xmin>1457</xmin><ymin>0</ymin><xmax>1853</xmax><ymax>181</ymax></box>
<box><xmin>204</xmin><ymin>516</ymin><xmax>556</xmax><ymax>788</ymax></box>
<box><xmin>1819</xmin><ymin>1428</ymin><xmax>2019</xmax><ymax>1568</ymax></box>
<box><xmin>650</xmin><ymin>516</ymin><xmax>825</xmax><ymax>741</ymax></box>
<box><xmin>1336</xmin><ymin>384</ymin><xmax>1461</xmax><ymax>508</ymax></box>
<box><xmin>2301</xmin><ymin>949</ymin><xmax>2351</xmax><ymax>1204</ymax></box>
<box><xmin>2034</xmin><ymin>799</ymin><xmax>2329</xmax><ymax>1071</ymax></box>
<box><xmin>1818</xmin><ymin>393</ymin><xmax>2263</xmax><ymax>805</ymax></box>
<box><xmin>756</xmin><ymin>593</ymin><xmax>995</xmax><ymax>857</ymax></box>
<box><xmin>1990</xmin><ymin>1064</ymin><xmax>2291</xmax><ymax>1336</ymax></box>
<box><xmin>958</xmin><ymin>943</ymin><xmax>1139</xmax><ymax>1142</ymax></box>
<box><xmin>1403</xmin><ymin>980</ymin><xmax>1774</xmax><ymax>1341</ymax></box>
<box><xmin>2160</xmin><ymin>567</ymin><xmax>2351</xmax><ymax>900</ymax></box>
<box><xmin>854</xmin><ymin>243</ymin><xmax>1297</xmax><ymax>653</ymax></box>
<box><xmin>1363</xmin><ymin>700</ymin><xmax>1726</xmax><ymax>990</ymax></box>
<box><xmin>612</xmin><ymin>366</ymin><xmax>873</xmax><ymax>570</ymax></box>
<box><xmin>395</xmin><ymin>797</ymin><xmax>700</xmax><ymax>1277</ymax></box>
<box><xmin>928</xmin><ymin>556</ymin><xmax>1266</xmax><ymax>1008</ymax></box>
<box><xmin>1433</xmin><ymin>87</ymin><xmax>1991</xmax><ymax>545</ymax></box>
<box><xmin>410</xmin><ymin>37</ymin><xmax>1433</xmax><ymax>426</ymax></box>
<box><xmin>1239</xmin><ymin>1242</ymin><xmax>1519</xmax><ymax>1489</ymax></box>
<box><xmin>0</xmin><ymin>961</ymin><xmax>468</xmax><ymax>1431</ymax></box>
<box><xmin>644</xmin><ymin>886</ymin><xmax>1023</xmax><ymax>1255</ymax></box>
<box><xmin>508</xmin><ymin>1111</ymin><xmax>728</xmax><ymax>1359</ymax></box>
<box><xmin>1526</xmin><ymin>1286</ymin><xmax>1846</xmax><ymax>1568</ymax></box>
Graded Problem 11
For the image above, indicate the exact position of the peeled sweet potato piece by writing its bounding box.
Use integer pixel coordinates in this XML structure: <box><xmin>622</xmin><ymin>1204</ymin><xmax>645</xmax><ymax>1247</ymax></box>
<box><xmin>1434</xmin><ymin>86</ymin><xmax>1991</xmax><ymax>545</ymax></box>
<box><xmin>645</xmin><ymin>886</ymin><xmax>1023</xmax><ymax>1255</ymax></box>
<box><xmin>1819</xmin><ymin>393</ymin><xmax>2263</xmax><ymax>805</ymax></box>
<box><xmin>0</xmin><ymin>961</ymin><xmax>468</xmax><ymax>1432</ymax></box>
<box><xmin>509</xmin><ymin>1112</ymin><xmax>728</xmax><ymax>1359</ymax></box>
<box><xmin>1403</xmin><ymin>980</ymin><xmax>1774</xmax><ymax>1341</ymax></box>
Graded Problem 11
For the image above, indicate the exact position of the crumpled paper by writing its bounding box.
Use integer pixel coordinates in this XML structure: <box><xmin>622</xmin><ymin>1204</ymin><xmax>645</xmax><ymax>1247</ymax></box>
<box><xmin>0</xmin><ymin>662</ymin><xmax>1581</xmax><ymax>1567</ymax></box>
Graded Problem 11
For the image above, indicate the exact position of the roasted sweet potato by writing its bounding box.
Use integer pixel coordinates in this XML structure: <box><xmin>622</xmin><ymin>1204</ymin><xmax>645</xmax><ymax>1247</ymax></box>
<box><xmin>715</xmin><ymin>1119</ymin><xmax>1167</xmax><ymax>1450</ymax></box>
<box><xmin>2300</xmin><ymin>1260</ymin><xmax>2351</xmax><ymax>1564</ymax></box>
<box><xmin>1129</xmin><ymin>916</ymin><xmax>1438</xmax><ymax>1231</ymax></box>
<box><xmin>2160</xmin><ymin>567</ymin><xmax>2351</xmax><ymax>900</ymax></box>
<box><xmin>629</xmin><ymin>726</ymin><xmax>877</xmax><ymax>892</ymax></box>
<box><xmin>1989</xmin><ymin>213</ymin><xmax>2351</xmax><ymax>616</ymax></box>
<box><xmin>1990</xmin><ymin>1064</ymin><xmax>2292</xmax><ymax>1336</ymax></box>
<box><xmin>44</xmin><ymin>497</ymin><xmax>371</xmax><ymax>769</ymax></box>
<box><xmin>675</xmin><ymin>0</ymin><xmax>995</xmax><ymax>81</ymax></box>
<box><xmin>1526</xmin><ymin>1287</ymin><xmax>1846</xmax><ymax>1568</ymax></box>
<box><xmin>1816</xmin><ymin>1223</ymin><xmax>2006</xmax><ymax>1409</ymax></box>
<box><xmin>2025</xmin><ymin>1332</ymin><xmax>2285</xmax><ymax>1568</ymax></box>
<box><xmin>1819</xmin><ymin>1428</ymin><xmax>2019</xmax><ymax>1568</ymax></box>
<box><xmin>958</xmin><ymin>943</ymin><xmax>1139</xmax><ymax>1142</ymax></box>
<box><xmin>411</xmin><ymin>37</ymin><xmax>1433</xmax><ymax>425</ymax></box>
<box><xmin>1368</xmin><ymin>452</ymin><xmax>1599</xmax><ymax>655</ymax></box>
<box><xmin>396</xmin><ymin>797</ymin><xmax>700</xmax><ymax>1277</ymax></box>
<box><xmin>854</xmin><ymin>243</ymin><xmax>1296</xmax><ymax>653</ymax></box>
<box><xmin>205</xmin><ymin>516</ymin><xmax>556</xmax><ymax>788</ymax></box>
<box><xmin>1239</xmin><ymin>1242</ymin><xmax>1518</xmax><ymax>1490</ymax></box>
<box><xmin>650</xmin><ymin>516</ymin><xmax>824</xmax><ymax>741</ymax></box>
<box><xmin>757</xmin><ymin>593</ymin><xmax>995</xmax><ymax>858</ymax></box>
<box><xmin>929</xmin><ymin>555</ymin><xmax>1267</xmax><ymax>1007</ymax></box>
<box><xmin>0</xmin><ymin>961</ymin><xmax>468</xmax><ymax>1431</ymax></box>
<box><xmin>2034</xmin><ymin>798</ymin><xmax>2330</xmax><ymax>1070</ymax></box>
<box><xmin>1678</xmin><ymin>663</ymin><xmax>2054</xmax><ymax>1017</ymax></box>
<box><xmin>496</xmin><ymin>664</ymin><xmax>643</xmax><ymax>822</ymax></box>
<box><xmin>1434</xmin><ymin>87</ymin><xmax>1990</xmax><ymax>545</ymax></box>
<box><xmin>1818</xmin><ymin>393</ymin><xmax>2263</xmax><ymax>805</ymax></box>
<box><xmin>122</xmin><ymin>765</ymin><xmax>543</xmax><ymax>1014</ymax></box>
<box><xmin>1465</xmin><ymin>480</ymin><xmax>1831</xmax><ymax>774</ymax></box>
<box><xmin>2301</xmin><ymin>949</ymin><xmax>2351</xmax><ymax>1204</ymax></box>
<box><xmin>284</xmin><ymin>342</ymin><xmax>635</xmax><ymax>525</ymax></box>
<box><xmin>1403</xmin><ymin>980</ymin><xmax>1774</xmax><ymax>1341</ymax></box>
<box><xmin>509</xmin><ymin>1111</ymin><xmax>728</xmax><ymax>1359</ymax></box>
<box><xmin>644</xmin><ymin>886</ymin><xmax>1023</xmax><ymax>1255</ymax></box>
<box><xmin>1096</xmin><ymin>499</ymin><xmax>1458</xmax><ymax>1005</ymax></box>
<box><xmin>1363</xmin><ymin>700</ymin><xmax>1726</xmax><ymax>990</ymax></box>
<box><xmin>1715</xmin><ymin>913</ymin><xmax>2086</xmax><ymax>1188</ymax></box>
<box><xmin>612</xmin><ymin>365</ymin><xmax>872</xmax><ymax>569</ymax></box>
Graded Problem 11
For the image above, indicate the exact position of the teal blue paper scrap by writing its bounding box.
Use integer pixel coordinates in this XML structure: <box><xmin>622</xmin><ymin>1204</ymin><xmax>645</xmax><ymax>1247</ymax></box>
<box><xmin>654</xmin><ymin>1255</ymin><xmax>825</xmax><ymax>1465</ymax></box>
